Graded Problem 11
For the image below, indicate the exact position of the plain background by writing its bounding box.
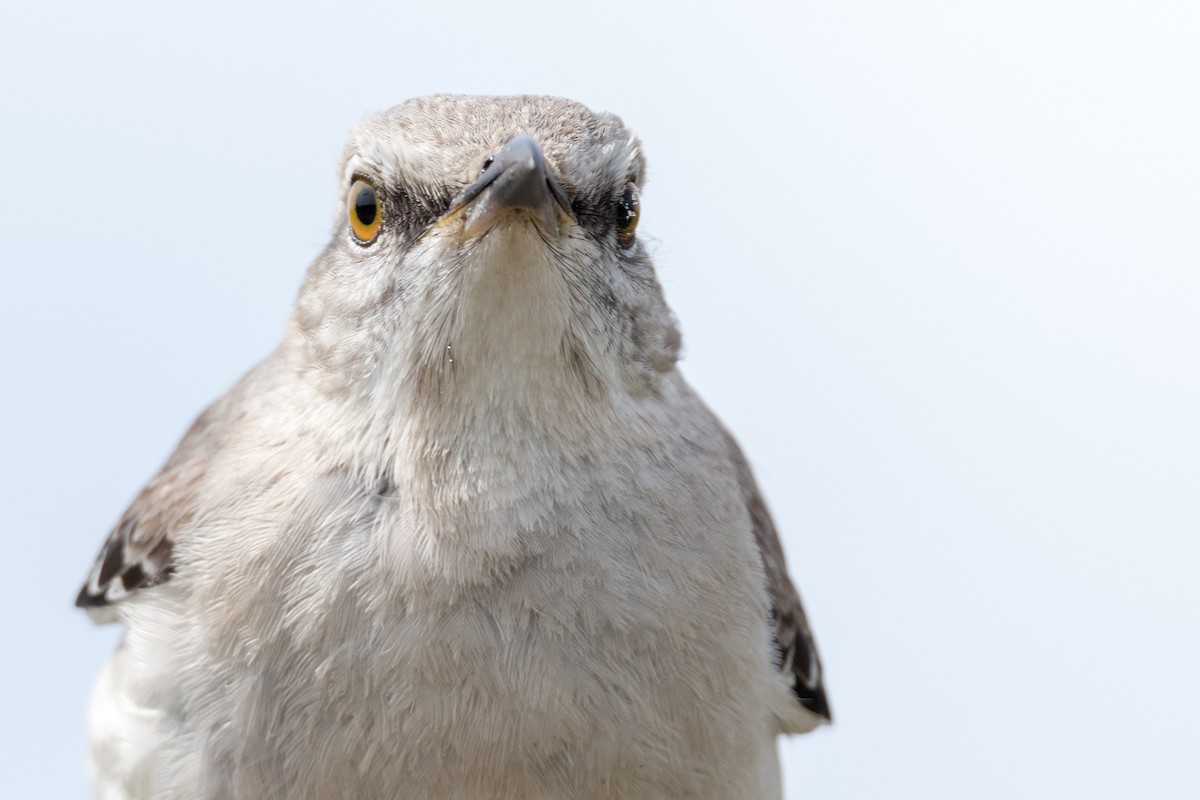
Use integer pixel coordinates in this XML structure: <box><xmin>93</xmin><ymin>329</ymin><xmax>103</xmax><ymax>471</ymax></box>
<box><xmin>2</xmin><ymin>1</ymin><xmax>1197</xmax><ymax>797</ymax></box>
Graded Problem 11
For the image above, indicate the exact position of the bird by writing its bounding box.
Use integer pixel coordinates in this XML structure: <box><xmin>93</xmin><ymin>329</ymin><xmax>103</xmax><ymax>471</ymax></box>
<box><xmin>75</xmin><ymin>94</ymin><xmax>831</xmax><ymax>800</ymax></box>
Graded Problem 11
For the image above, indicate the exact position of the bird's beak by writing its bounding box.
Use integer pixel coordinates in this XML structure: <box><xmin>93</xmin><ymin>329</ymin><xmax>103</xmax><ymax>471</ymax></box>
<box><xmin>442</xmin><ymin>135</ymin><xmax>574</xmax><ymax>238</ymax></box>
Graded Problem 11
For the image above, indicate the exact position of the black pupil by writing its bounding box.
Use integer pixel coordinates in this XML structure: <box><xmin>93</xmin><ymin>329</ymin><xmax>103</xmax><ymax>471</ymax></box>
<box><xmin>355</xmin><ymin>185</ymin><xmax>378</xmax><ymax>226</ymax></box>
<box><xmin>481</xmin><ymin>156</ymin><xmax>495</xmax><ymax>174</ymax></box>
<box><xmin>618</xmin><ymin>190</ymin><xmax>637</xmax><ymax>227</ymax></box>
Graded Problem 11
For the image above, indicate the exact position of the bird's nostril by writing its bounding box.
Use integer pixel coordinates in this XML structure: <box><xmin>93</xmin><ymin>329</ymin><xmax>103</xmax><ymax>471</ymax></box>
<box><xmin>480</xmin><ymin>156</ymin><xmax>495</xmax><ymax>175</ymax></box>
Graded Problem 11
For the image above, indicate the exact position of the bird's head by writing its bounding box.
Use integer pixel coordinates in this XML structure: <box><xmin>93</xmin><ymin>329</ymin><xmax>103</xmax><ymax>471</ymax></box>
<box><xmin>291</xmin><ymin>95</ymin><xmax>681</xmax><ymax>418</ymax></box>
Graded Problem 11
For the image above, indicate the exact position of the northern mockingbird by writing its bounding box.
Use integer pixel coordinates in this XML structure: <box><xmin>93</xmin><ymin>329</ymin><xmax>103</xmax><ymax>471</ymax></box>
<box><xmin>76</xmin><ymin>94</ymin><xmax>830</xmax><ymax>800</ymax></box>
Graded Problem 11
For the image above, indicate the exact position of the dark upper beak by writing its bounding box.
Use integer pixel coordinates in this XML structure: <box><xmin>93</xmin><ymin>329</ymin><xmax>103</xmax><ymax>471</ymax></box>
<box><xmin>445</xmin><ymin>135</ymin><xmax>573</xmax><ymax>237</ymax></box>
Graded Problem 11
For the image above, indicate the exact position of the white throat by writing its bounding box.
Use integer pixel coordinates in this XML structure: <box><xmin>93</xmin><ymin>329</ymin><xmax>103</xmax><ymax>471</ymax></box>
<box><xmin>448</xmin><ymin>225</ymin><xmax>576</xmax><ymax>395</ymax></box>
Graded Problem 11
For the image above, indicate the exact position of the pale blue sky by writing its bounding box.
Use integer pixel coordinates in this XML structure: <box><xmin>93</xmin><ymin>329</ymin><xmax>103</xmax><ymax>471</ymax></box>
<box><xmin>2</xmin><ymin>1</ymin><xmax>1197</xmax><ymax>797</ymax></box>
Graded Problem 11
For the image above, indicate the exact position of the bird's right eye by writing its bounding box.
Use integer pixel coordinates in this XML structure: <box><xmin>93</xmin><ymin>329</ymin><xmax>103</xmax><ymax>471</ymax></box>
<box><xmin>616</xmin><ymin>181</ymin><xmax>641</xmax><ymax>247</ymax></box>
<box><xmin>348</xmin><ymin>179</ymin><xmax>382</xmax><ymax>244</ymax></box>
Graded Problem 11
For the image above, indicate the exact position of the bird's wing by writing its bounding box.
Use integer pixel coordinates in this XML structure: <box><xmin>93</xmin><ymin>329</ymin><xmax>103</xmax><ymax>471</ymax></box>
<box><xmin>724</xmin><ymin>432</ymin><xmax>832</xmax><ymax>730</ymax></box>
<box><xmin>75</xmin><ymin>363</ymin><xmax>261</xmax><ymax>621</ymax></box>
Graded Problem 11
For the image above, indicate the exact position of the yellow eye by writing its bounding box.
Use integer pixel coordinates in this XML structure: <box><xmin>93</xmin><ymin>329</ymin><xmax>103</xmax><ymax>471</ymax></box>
<box><xmin>348</xmin><ymin>179</ymin><xmax>382</xmax><ymax>243</ymax></box>
<box><xmin>616</xmin><ymin>181</ymin><xmax>640</xmax><ymax>246</ymax></box>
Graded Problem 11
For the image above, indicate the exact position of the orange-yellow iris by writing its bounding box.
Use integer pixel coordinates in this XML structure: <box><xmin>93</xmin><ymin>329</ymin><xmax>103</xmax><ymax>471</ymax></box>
<box><xmin>348</xmin><ymin>179</ymin><xmax>382</xmax><ymax>243</ymax></box>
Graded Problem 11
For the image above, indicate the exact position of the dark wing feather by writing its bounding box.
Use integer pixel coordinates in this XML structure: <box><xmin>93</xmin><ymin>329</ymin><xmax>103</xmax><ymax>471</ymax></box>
<box><xmin>725</xmin><ymin>433</ymin><xmax>832</xmax><ymax>724</ymax></box>
<box><xmin>75</xmin><ymin>395</ymin><xmax>231</xmax><ymax>618</ymax></box>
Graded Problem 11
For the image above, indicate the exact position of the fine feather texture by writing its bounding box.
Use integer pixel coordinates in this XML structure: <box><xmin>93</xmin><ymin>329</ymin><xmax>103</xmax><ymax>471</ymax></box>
<box><xmin>77</xmin><ymin>94</ymin><xmax>830</xmax><ymax>800</ymax></box>
<box><xmin>727</xmin><ymin>433</ymin><xmax>833</xmax><ymax>729</ymax></box>
<box><xmin>75</xmin><ymin>361</ymin><xmax>268</xmax><ymax>618</ymax></box>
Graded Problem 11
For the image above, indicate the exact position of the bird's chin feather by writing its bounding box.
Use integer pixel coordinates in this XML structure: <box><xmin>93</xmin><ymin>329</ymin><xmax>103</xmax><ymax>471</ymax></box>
<box><xmin>370</xmin><ymin>220</ymin><xmax>615</xmax><ymax>412</ymax></box>
<box><xmin>450</xmin><ymin>224</ymin><xmax>574</xmax><ymax>360</ymax></box>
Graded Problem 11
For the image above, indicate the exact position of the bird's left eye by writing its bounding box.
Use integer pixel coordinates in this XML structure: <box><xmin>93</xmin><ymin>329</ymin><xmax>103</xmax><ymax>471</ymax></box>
<box><xmin>616</xmin><ymin>181</ymin><xmax>640</xmax><ymax>247</ymax></box>
<box><xmin>348</xmin><ymin>179</ymin><xmax>382</xmax><ymax>244</ymax></box>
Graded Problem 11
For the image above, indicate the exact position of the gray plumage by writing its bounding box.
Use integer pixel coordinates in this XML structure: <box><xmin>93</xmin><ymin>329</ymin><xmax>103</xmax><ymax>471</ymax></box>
<box><xmin>77</xmin><ymin>94</ymin><xmax>830</xmax><ymax>799</ymax></box>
